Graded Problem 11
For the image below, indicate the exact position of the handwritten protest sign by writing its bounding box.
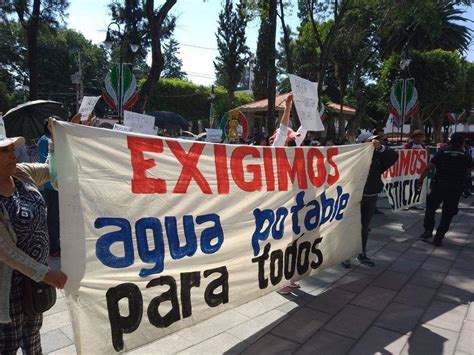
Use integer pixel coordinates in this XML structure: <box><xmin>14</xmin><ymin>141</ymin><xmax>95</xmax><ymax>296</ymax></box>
<box><xmin>289</xmin><ymin>74</ymin><xmax>324</xmax><ymax>132</ymax></box>
<box><xmin>123</xmin><ymin>111</ymin><xmax>156</xmax><ymax>135</ymax></box>
<box><xmin>112</xmin><ymin>124</ymin><xmax>131</xmax><ymax>132</ymax></box>
<box><xmin>54</xmin><ymin>121</ymin><xmax>373</xmax><ymax>354</ymax></box>
<box><xmin>78</xmin><ymin>96</ymin><xmax>101</xmax><ymax>121</ymax></box>
<box><xmin>205</xmin><ymin>128</ymin><xmax>223</xmax><ymax>143</ymax></box>
<box><xmin>382</xmin><ymin>149</ymin><xmax>429</xmax><ymax>210</ymax></box>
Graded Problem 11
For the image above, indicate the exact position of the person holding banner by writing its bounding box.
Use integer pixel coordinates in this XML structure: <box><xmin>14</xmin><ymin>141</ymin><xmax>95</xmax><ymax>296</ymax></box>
<box><xmin>342</xmin><ymin>132</ymin><xmax>399</xmax><ymax>268</ymax></box>
<box><xmin>417</xmin><ymin>133</ymin><xmax>472</xmax><ymax>246</ymax></box>
<box><xmin>271</xmin><ymin>93</ymin><xmax>303</xmax><ymax>294</ymax></box>
<box><xmin>38</xmin><ymin>119</ymin><xmax>61</xmax><ymax>257</ymax></box>
<box><xmin>0</xmin><ymin>134</ymin><xmax>67</xmax><ymax>354</ymax></box>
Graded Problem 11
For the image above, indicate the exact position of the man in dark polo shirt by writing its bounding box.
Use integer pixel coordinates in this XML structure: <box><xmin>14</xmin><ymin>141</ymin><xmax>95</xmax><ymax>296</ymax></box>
<box><xmin>417</xmin><ymin>133</ymin><xmax>473</xmax><ymax>246</ymax></box>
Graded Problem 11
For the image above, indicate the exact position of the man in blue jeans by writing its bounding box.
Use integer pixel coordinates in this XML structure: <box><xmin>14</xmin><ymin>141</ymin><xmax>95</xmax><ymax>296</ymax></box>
<box><xmin>38</xmin><ymin>119</ymin><xmax>61</xmax><ymax>257</ymax></box>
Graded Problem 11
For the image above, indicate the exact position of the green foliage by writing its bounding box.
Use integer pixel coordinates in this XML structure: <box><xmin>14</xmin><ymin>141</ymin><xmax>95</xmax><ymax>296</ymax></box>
<box><xmin>161</xmin><ymin>37</ymin><xmax>186</xmax><ymax>80</ymax></box>
<box><xmin>379</xmin><ymin>0</ymin><xmax>472</xmax><ymax>57</ymax></box>
<box><xmin>380</xmin><ymin>49</ymin><xmax>465</xmax><ymax>110</ymax></box>
<box><xmin>144</xmin><ymin>78</ymin><xmax>253</xmax><ymax>127</ymax></box>
<box><xmin>0</xmin><ymin>22</ymin><xmax>108</xmax><ymax>111</ymax></box>
<box><xmin>108</xmin><ymin>0</ymin><xmax>176</xmax><ymax>63</ymax></box>
<box><xmin>0</xmin><ymin>82</ymin><xmax>10</xmax><ymax>113</ymax></box>
<box><xmin>214</xmin><ymin>0</ymin><xmax>250</xmax><ymax>102</ymax></box>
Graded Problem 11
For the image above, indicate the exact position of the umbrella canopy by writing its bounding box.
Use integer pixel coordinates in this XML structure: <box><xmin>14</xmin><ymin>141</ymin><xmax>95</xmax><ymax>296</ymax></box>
<box><xmin>148</xmin><ymin>111</ymin><xmax>189</xmax><ymax>130</ymax></box>
<box><xmin>3</xmin><ymin>100</ymin><xmax>67</xmax><ymax>140</ymax></box>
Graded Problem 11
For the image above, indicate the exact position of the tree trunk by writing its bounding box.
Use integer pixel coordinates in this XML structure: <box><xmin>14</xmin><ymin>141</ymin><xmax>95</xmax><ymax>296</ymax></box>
<box><xmin>278</xmin><ymin>0</ymin><xmax>293</xmax><ymax>74</ymax></box>
<box><xmin>26</xmin><ymin>0</ymin><xmax>41</xmax><ymax>100</ymax></box>
<box><xmin>346</xmin><ymin>73</ymin><xmax>365</xmax><ymax>142</ymax></box>
<box><xmin>410</xmin><ymin>111</ymin><xmax>423</xmax><ymax>132</ymax></box>
<box><xmin>266</xmin><ymin>0</ymin><xmax>277</xmax><ymax>134</ymax></box>
<box><xmin>135</xmin><ymin>0</ymin><xmax>176</xmax><ymax>112</ymax></box>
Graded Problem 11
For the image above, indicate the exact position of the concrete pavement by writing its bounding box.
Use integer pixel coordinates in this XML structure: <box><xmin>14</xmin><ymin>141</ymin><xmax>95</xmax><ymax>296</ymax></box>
<box><xmin>41</xmin><ymin>196</ymin><xmax>474</xmax><ymax>354</ymax></box>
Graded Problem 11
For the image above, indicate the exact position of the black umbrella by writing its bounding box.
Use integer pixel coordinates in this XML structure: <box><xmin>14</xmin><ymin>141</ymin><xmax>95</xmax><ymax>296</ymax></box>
<box><xmin>148</xmin><ymin>111</ymin><xmax>190</xmax><ymax>130</ymax></box>
<box><xmin>3</xmin><ymin>100</ymin><xmax>67</xmax><ymax>140</ymax></box>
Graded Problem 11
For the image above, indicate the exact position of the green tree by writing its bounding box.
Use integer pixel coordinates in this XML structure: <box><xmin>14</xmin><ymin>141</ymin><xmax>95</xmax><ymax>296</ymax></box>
<box><xmin>379</xmin><ymin>0</ymin><xmax>472</xmax><ymax>57</ymax></box>
<box><xmin>380</xmin><ymin>49</ymin><xmax>467</xmax><ymax>142</ymax></box>
<box><xmin>214</xmin><ymin>0</ymin><xmax>250</xmax><ymax>104</ymax></box>
<box><xmin>162</xmin><ymin>37</ymin><xmax>186</xmax><ymax>79</ymax></box>
<box><xmin>0</xmin><ymin>23</ymin><xmax>108</xmax><ymax>112</ymax></box>
<box><xmin>252</xmin><ymin>1</ymin><xmax>271</xmax><ymax>100</ymax></box>
<box><xmin>1</xmin><ymin>0</ymin><xmax>70</xmax><ymax>100</ymax></box>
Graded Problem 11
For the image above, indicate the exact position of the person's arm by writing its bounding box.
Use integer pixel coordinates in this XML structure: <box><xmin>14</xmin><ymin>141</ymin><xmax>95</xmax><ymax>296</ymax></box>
<box><xmin>0</xmin><ymin>221</ymin><xmax>66</xmax><ymax>288</ymax></box>
<box><xmin>272</xmin><ymin>94</ymin><xmax>293</xmax><ymax>147</ymax></box>
<box><xmin>415</xmin><ymin>162</ymin><xmax>436</xmax><ymax>192</ymax></box>
<box><xmin>373</xmin><ymin>139</ymin><xmax>399</xmax><ymax>172</ymax></box>
<box><xmin>295</xmin><ymin>126</ymin><xmax>307</xmax><ymax>147</ymax></box>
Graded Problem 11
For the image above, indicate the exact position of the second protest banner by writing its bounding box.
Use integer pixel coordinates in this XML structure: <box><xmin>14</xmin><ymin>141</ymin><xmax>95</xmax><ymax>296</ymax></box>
<box><xmin>382</xmin><ymin>148</ymin><xmax>429</xmax><ymax>210</ymax></box>
<box><xmin>54</xmin><ymin>123</ymin><xmax>373</xmax><ymax>354</ymax></box>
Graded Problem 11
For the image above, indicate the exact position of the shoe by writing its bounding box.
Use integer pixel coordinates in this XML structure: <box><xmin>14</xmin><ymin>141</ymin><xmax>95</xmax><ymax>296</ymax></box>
<box><xmin>374</xmin><ymin>209</ymin><xmax>384</xmax><ymax>215</ymax></box>
<box><xmin>341</xmin><ymin>260</ymin><xmax>352</xmax><ymax>269</ymax></box>
<box><xmin>433</xmin><ymin>234</ymin><xmax>444</xmax><ymax>247</ymax></box>
<box><xmin>357</xmin><ymin>254</ymin><xmax>375</xmax><ymax>267</ymax></box>
<box><xmin>277</xmin><ymin>286</ymin><xmax>292</xmax><ymax>295</ymax></box>
<box><xmin>288</xmin><ymin>282</ymin><xmax>300</xmax><ymax>288</ymax></box>
<box><xmin>419</xmin><ymin>230</ymin><xmax>433</xmax><ymax>241</ymax></box>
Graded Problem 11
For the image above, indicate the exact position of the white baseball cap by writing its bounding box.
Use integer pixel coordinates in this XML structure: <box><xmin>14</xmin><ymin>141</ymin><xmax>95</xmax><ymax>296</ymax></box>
<box><xmin>356</xmin><ymin>132</ymin><xmax>378</xmax><ymax>143</ymax></box>
<box><xmin>0</xmin><ymin>136</ymin><xmax>25</xmax><ymax>148</ymax></box>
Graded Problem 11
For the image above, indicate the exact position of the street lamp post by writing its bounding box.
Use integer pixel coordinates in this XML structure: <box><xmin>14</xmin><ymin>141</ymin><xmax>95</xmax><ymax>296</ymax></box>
<box><xmin>209</xmin><ymin>85</ymin><xmax>215</xmax><ymax>129</ymax></box>
<box><xmin>103</xmin><ymin>22</ymin><xmax>139</xmax><ymax>123</ymax></box>
<box><xmin>399</xmin><ymin>47</ymin><xmax>411</xmax><ymax>142</ymax></box>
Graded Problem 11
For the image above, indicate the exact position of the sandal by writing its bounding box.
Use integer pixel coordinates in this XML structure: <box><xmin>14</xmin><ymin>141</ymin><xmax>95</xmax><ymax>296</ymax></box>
<box><xmin>277</xmin><ymin>286</ymin><xmax>292</xmax><ymax>295</ymax></box>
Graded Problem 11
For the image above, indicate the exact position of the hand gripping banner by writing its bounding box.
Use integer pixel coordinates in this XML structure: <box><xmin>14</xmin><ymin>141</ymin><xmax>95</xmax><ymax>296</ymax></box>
<box><xmin>54</xmin><ymin>121</ymin><xmax>373</xmax><ymax>354</ymax></box>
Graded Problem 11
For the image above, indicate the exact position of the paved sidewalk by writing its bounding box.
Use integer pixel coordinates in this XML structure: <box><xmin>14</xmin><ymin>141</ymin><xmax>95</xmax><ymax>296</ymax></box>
<box><xmin>41</xmin><ymin>196</ymin><xmax>474</xmax><ymax>355</ymax></box>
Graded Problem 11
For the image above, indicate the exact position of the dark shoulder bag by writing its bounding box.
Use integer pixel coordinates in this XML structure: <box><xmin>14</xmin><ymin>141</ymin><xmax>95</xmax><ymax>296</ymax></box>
<box><xmin>23</xmin><ymin>278</ymin><xmax>57</xmax><ymax>316</ymax></box>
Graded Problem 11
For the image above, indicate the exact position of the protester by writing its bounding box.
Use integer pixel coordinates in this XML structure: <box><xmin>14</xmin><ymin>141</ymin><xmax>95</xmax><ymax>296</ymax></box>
<box><xmin>462</xmin><ymin>139</ymin><xmax>472</xmax><ymax>197</ymax></box>
<box><xmin>403</xmin><ymin>130</ymin><xmax>426</xmax><ymax>149</ymax></box>
<box><xmin>373</xmin><ymin>129</ymin><xmax>387</xmax><ymax>215</ymax></box>
<box><xmin>271</xmin><ymin>94</ymin><xmax>302</xmax><ymax>294</ymax></box>
<box><xmin>252</xmin><ymin>132</ymin><xmax>268</xmax><ymax>146</ymax></box>
<box><xmin>342</xmin><ymin>131</ymin><xmax>399</xmax><ymax>267</ymax></box>
<box><xmin>417</xmin><ymin>133</ymin><xmax>473</xmax><ymax>246</ymax></box>
<box><xmin>0</xmin><ymin>133</ymin><xmax>67</xmax><ymax>354</ymax></box>
<box><xmin>38</xmin><ymin>119</ymin><xmax>61</xmax><ymax>257</ymax></box>
<box><xmin>402</xmin><ymin>130</ymin><xmax>428</xmax><ymax>210</ymax></box>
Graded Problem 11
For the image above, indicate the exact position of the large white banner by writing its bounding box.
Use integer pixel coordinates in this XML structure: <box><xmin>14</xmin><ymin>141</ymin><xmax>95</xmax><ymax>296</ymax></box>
<box><xmin>54</xmin><ymin>121</ymin><xmax>373</xmax><ymax>354</ymax></box>
<box><xmin>382</xmin><ymin>149</ymin><xmax>429</xmax><ymax>210</ymax></box>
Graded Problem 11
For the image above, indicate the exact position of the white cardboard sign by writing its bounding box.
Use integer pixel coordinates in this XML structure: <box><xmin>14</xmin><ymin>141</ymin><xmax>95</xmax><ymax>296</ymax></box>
<box><xmin>289</xmin><ymin>74</ymin><xmax>324</xmax><ymax>132</ymax></box>
<box><xmin>205</xmin><ymin>128</ymin><xmax>223</xmax><ymax>143</ymax></box>
<box><xmin>78</xmin><ymin>96</ymin><xmax>101</xmax><ymax>121</ymax></box>
<box><xmin>123</xmin><ymin>111</ymin><xmax>156</xmax><ymax>135</ymax></box>
<box><xmin>112</xmin><ymin>124</ymin><xmax>131</xmax><ymax>132</ymax></box>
